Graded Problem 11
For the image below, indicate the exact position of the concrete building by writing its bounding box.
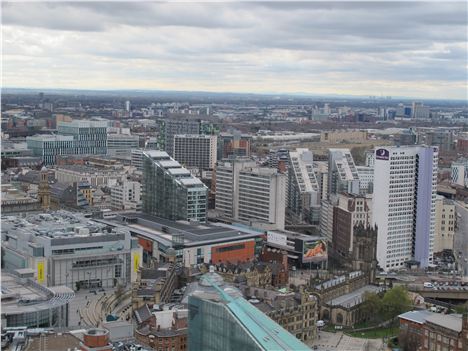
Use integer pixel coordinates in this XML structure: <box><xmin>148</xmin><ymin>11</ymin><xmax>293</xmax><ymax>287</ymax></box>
<box><xmin>173</xmin><ymin>134</ymin><xmax>217</xmax><ymax>169</ymax></box>
<box><xmin>1</xmin><ymin>184</ymin><xmax>41</xmax><ymax>214</ymax></box>
<box><xmin>1</xmin><ymin>270</ymin><xmax>74</xmax><ymax>328</ymax></box>
<box><xmin>372</xmin><ymin>146</ymin><xmax>438</xmax><ymax>270</ymax></box>
<box><xmin>54</xmin><ymin>164</ymin><xmax>126</xmax><ymax>187</ymax></box>
<box><xmin>215</xmin><ymin>158</ymin><xmax>287</xmax><ymax>230</ymax></box>
<box><xmin>314</xmin><ymin>161</ymin><xmax>328</xmax><ymax>201</ymax></box>
<box><xmin>356</xmin><ymin>166</ymin><xmax>374</xmax><ymax>194</ymax></box>
<box><xmin>110</xmin><ymin>180</ymin><xmax>141</xmax><ymax>211</ymax></box>
<box><xmin>107</xmin><ymin>134</ymin><xmax>140</xmax><ymax>157</ymax></box>
<box><xmin>142</xmin><ymin>150</ymin><xmax>208</xmax><ymax>223</ymax></box>
<box><xmin>328</xmin><ymin>149</ymin><xmax>360</xmax><ymax>197</ymax></box>
<box><xmin>412</xmin><ymin>102</ymin><xmax>430</xmax><ymax>119</ymax></box>
<box><xmin>217</xmin><ymin>132</ymin><xmax>251</xmax><ymax>160</ymax></box>
<box><xmin>157</xmin><ymin>119</ymin><xmax>218</xmax><ymax>156</ymax></box>
<box><xmin>187</xmin><ymin>270</ymin><xmax>310</xmax><ymax>351</ymax></box>
<box><xmin>1</xmin><ymin>211</ymin><xmax>142</xmax><ymax>290</ymax></box>
<box><xmin>104</xmin><ymin>213</ymin><xmax>264</xmax><ymax>268</ymax></box>
<box><xmin>451</xmin><ymin>158</ymin><xmax>468</xmax><ymax>187</ymax></box>
<box><xmin>287</xmin><ymin>148</ymin><xmax>321</xmax><ymax>224</ymax></box>
<box><xmin>433</xmin><ymin>195</ymin><xmax>456</xmax><ymax>253</ymax></box>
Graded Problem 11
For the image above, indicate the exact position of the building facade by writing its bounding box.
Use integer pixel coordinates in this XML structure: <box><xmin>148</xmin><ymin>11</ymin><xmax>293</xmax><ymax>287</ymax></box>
<box><xmin>27</xmin><ymin>120</ymin><xmax>108</xmax><ymax>165</ymax></box>
<box><xmin>187</xmin><ymin>271</ymin><xmax>310</xmax><ymax>351</ymax></box>
<box><xmin>1</xmin><ymin>211</ymin><xmax>142</xmax><ymax>290</ymax></box>
<box><xmin>142</xmin><ymin>150</ymin><xmax>208</xmax><ymax>222</ymax></box>
<box><xmin>287</xmin><ymin>148</ymin><xmax>321</xmax><ymax>224</ymax></box>
<box><xmin>332</xmin><ymin>193</ymin><xmax>372</xmax><ymax>261</ymax></box>
<box><xmin>327</xmin><ymin>149</ymin><xmax>360</xmax><ymax>197</ymax></box>
<box><xmin>215</xmin><ymin>158</ymin><xmax>286</xmax><ymax>230</ymax></box>
<box><xmin>373</xmin><ymin>146</ymin><xmax>438</xmax><ymax>270</ymax></box>
<box><xmin>173</xmin><ymin>134</ymin><xmax>217</xmax><ymax>169</ymax></box>
<box><xmin>110</xmin><ymin>180</ymin><xmax>142</xmax><ymax>211</ymax></box>
<box><xmin>157</xmin><ymin>119</ymin><xmax>218</xmax><ymax>156</ymax></box>
<box><xmin>433</xmin><ymin>195</ymin><xmax>456</xmax><ymax>253</ymax></box>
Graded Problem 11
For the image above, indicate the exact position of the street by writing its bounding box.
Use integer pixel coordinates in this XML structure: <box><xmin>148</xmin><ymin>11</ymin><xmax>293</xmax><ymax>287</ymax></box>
<box><xmin>454</xmin><ymin>201</ymin><xmax>468</xmax><ymax>280</ymax></box>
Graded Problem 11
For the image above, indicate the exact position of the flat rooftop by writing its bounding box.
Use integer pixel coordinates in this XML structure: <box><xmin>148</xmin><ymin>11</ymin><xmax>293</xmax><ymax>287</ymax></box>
<box><xmin>399</xmin><ymin>310</ymin><xmax>463</xmax><ymax>332</ymax></box>
<box><xmin>103</xmin><ymin>212</ymin><xmax>263</xmax><ymax>247</ymax></box>
<box><xmin>1</xmin><ymin>273</ymin><xmax>74</xmax><ymax>315</ymax></box>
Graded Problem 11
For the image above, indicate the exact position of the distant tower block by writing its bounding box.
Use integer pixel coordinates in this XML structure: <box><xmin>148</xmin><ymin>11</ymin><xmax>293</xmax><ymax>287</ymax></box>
<box><xmin>38</xmin><ymin>166</ymin><xmax>51</xmax><ymax>210</ymax></box>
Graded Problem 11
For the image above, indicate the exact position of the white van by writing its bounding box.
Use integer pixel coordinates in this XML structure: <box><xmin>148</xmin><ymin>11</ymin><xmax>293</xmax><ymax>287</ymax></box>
<box><xmin>423</xmin><ymin>282</ymin><xmax>434</xmax><ymax>288</ymax></box>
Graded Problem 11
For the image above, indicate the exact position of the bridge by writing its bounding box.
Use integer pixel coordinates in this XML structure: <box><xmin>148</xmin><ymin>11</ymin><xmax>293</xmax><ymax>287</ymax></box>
<box><xmin>407</xmin><ymin>285</ymin><xmax>468</xmax><ymax>303</ymax></box>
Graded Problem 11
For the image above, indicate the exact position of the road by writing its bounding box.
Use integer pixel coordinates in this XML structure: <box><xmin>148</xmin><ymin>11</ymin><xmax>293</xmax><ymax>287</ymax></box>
<box><xmin>454</xmin><ymin>201</ymin><xmax>468</xmax><ymax>279</ymax></box>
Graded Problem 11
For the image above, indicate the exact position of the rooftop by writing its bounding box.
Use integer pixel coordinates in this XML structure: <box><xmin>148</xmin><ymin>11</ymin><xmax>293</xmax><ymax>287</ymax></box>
<box><xmin>399</xmin><ymin>310</ymin><xmax>463</xmax><ymax>332</ymax></box>
<box><xmin>327</xmin><ymin>285</ymin><xmax>385</xmax><ymax>308</ymax></box>
<box><xmin>105</xmin><ymin>212</ymin><xmax>262</xmax><ymax>247</ymax></box>
<box><xmin>1</xmin><ymin>272</ymin><xmax>74</xmax><ymax>315</ymax></box>
<box><xmin>191</xmin><ymin>273</ymin><xmax>310</xmax><ymax>351</ymax></box>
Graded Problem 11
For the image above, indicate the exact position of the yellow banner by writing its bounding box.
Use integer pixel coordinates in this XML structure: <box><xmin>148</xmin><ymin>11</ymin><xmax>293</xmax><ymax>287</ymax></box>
<box><xmin>37</xmin><ymin>261</ymin><xmax>45</xmax><ymax>283</ymax></box>
<box><xmin>133</xmin><ymin>252</ymin><xmax>140</xmax><ymax>273</ymax></box>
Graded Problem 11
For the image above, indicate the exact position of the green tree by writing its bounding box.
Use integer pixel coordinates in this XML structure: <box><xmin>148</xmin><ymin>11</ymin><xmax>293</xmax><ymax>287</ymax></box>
<box><xmin>361</xmin><ymin>291</ymin><xmax>382</xmax><ymax>324</ymax></box>
<box><xmin>381</xmin><ymin>286</ymin><xmax>411</xmax><ymax>323</ymax></box>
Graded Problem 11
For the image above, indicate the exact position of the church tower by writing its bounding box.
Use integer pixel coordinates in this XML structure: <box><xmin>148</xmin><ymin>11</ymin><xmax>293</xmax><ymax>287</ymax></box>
<box><xmin>38</xmin><ymin>166</ymin><xmax>51</xmax><ymax>210</ymax></box>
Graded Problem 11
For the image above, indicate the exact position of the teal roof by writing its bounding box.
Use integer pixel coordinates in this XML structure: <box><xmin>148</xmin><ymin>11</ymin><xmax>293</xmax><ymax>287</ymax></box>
<box><xmin>207</xmin><ymin>277</ymin><xmax>310</xmax><ymax>351</ymax></box>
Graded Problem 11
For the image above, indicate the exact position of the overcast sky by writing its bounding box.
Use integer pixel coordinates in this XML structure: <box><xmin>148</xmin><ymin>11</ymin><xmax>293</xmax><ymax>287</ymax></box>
<box><xmin>2</xmin><ymin>1</ymin><xmax>467</xmax><ymax>99</ymax></box>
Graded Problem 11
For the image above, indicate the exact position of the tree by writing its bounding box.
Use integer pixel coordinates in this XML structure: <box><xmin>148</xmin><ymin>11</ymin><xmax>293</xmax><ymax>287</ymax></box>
<box><xmin>381</xmin><ymin>286</ymin><xmax>411</xmax><ymax>323</ymax></box>
<box><xmin>361</xmin><ymin>291</ymin><xmax>382</xmax><ymax>323</ymax></box>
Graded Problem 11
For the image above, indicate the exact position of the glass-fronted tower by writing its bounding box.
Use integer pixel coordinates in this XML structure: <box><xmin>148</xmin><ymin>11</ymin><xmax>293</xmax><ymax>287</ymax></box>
<box><xmin>142</xmin><ymin>150</ymin><xmax>208</xmax><ymax>222</ymax></box>
<box><xmin>188</xmin><ymin>270</ymin><xmax>310</xmax><ymax>351</ymax></box>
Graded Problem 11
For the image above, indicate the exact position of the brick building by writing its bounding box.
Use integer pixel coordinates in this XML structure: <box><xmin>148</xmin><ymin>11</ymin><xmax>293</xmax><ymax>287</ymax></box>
<box><xmin>399</xmin><ymin>310</ymin><xmax>468</xmax><ymax>351</ymax></box>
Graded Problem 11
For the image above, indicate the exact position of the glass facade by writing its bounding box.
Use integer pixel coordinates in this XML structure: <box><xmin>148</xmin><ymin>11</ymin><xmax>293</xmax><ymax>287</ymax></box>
<box><xmin>188</xmin><ymin>296</ymin><xmax>262</xmax><ymax>351</ymax></box>
<box><xmin>26</xmin><ymin>120</ymin><xmax>108</xmax><ymax>165</ymax></box>
<box><xmin>142</xmin><ymin>151</ymin><xmax>208</xmax><ymax>222</ymax></box>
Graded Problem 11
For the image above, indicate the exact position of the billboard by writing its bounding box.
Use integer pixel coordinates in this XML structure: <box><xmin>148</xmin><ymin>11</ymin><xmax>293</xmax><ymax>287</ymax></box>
<box><xmin>37</xmin><ymin>261</ymin><xmax>45</xmax><ymax>283</ymax></box>
<box><xmin>375</xmin><ymin>148</ymin><xmax>389</xmax><ymax>161</ymax></box>
<box><xmin>133</xmin><ymin>252</ymin><xmax>140</xmax><ymax>273</ymax></box>
<box><xmin>302</xmin><ymin>240</ymin><xmax>327</xmax><ymax>263</ymax></box>
<box><xmin>267</xmin><ymin>231</ymin><xmax>288</xmax><ymax>247</ymax></box>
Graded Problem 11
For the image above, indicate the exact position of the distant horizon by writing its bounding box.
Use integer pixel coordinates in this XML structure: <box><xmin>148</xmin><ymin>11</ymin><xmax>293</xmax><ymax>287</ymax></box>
<box><xmin>3</xmin><ymin>86</ymin><xmax>467</xmax><ymax>103</ymax></box>
<box><xmin>2</xmin><ymin>2</ymin><xmax>467</xmax><ymax>100</ymax></box>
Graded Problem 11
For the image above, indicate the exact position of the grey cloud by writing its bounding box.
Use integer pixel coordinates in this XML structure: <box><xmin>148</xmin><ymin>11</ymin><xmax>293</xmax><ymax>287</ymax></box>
<box><xmin>1</xmin><ymin>1</ymin><xmax>466</xmax><ymax>99</ymax></box>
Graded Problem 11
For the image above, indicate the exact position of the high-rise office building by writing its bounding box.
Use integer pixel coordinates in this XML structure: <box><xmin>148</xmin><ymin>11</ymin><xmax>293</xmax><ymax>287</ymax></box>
<box><xmin>412</xmin><ymin>102</ymin><xmax>430</xmax><ymax>119</ymax></box>
<box><xmin>287</xmin><ymin>148</ymin><xmax>321</xmax><ymax>224</ymax></box>
<box><xmin>27</xmin><ymin>135</ymin><xmax>74</xmax><ymax>165</ymax></box>
<box><xmin>173</xmin><ymin>134</ymin><xmax>217</xmax><ymax>169</ymax></box>
<box><xmin>451</xmin><ymin>159</ymin><xmax>468</xmax><ymax>187</ymax></box>
<box><xmin>356</xmin><ymin>166</ymin><xmax>374</xmax><ymax>194</ymax></box>
<box><xmin>142</xmin><ymin>150</ymin><xmax>208</xmax><ymax>222</ymax></box>
<box><xmin>215</xmin><ymin>158</ymin><xmax>286</xmax><ymax>230</ymax></box>
<box><xmin>27</xmin><ymin>120</ymin><xmax>108</xmax><ymax>165</ymax></box>
<box><xmin>327</xmin><ymin>149</ymin><xmax>360</xmax><ymax>197</ymax></box>
<box><xmin>217</xmin><ymin>132</ymin><xmax>252</xmax><ymax>160</ymax></box>
<box><xmin>157</xmin><ymin>119</ymin><xmax>218</xmax><ymax>156</ymax></box>
<box><xmin>188</xmin><ymin>270</ymin><xmax>310</xmax><ymax>351</ymax></box>
<box><xmin>107</xmin><ymin>134</ymin><xmax>140</xmax><ymax>156</ymax></box>
<box><xmin>372</xmin><ymin>146</ymin><xmax>438</xmax><ymax>270</ymax></box>
<box><xmin>332</xmin><ymin>193</ymin><xmax>372</xmax><ymax>259</ymax></box>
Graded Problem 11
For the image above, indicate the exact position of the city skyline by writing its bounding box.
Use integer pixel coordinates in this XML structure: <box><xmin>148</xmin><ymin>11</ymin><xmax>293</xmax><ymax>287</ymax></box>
<box><xmin>2</xmin><ymin>1</ymin><xmax>467</xmax><ymax>100</ymax></box>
